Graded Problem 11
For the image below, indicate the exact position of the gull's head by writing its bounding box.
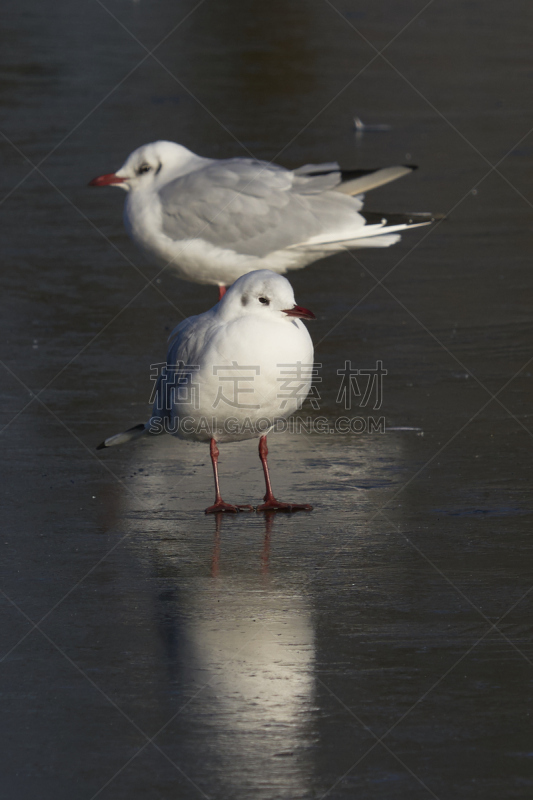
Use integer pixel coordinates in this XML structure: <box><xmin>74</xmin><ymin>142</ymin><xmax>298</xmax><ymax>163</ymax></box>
<box><xmin>88</xmin><ymin>141</ymin><xmax>196</xmax><ymax>192</ymax></box>
<box><xmin>219</xmin><ymin>270</ymin><xmax>316</xmax><ymax>324</ymax></box>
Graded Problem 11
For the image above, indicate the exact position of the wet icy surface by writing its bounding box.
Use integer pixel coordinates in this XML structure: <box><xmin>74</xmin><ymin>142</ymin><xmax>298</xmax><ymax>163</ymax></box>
<box><xmin>2</xmin><ymin>0</ymin><xmax>533</xmax><ymax>797</ymax></box>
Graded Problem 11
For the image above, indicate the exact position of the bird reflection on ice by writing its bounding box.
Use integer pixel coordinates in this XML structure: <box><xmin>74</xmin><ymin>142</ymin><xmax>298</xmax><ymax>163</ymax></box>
<box><xmin>179</xmin><ymin>512</ymin><xmax>316</xmax><ymax>796</ymax></box>
<box><xmin>100</xmin><ymin>428</ymin><xmax>411</xmax><ymax>795</ymax></box>
<box><xmin>105</xmin><ymin>441</ymin><xmax>318</xmax><ymax>799</ymax></box>
<box><xmin>210</xmin><ymin>509</ymin><xmax>274</xmax><ymax>577</ymax></box>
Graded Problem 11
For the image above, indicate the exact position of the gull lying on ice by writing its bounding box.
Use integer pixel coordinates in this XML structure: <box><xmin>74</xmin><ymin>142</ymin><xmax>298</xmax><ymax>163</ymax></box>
<box><xmin>97</xmin><ymin>270</ymin><xmax>316</xmax><ymax>513</ymax></box>
<box><xmin>90</xmin><ymin>140</ymin><xmax>431</xmax><ymax>298</ymax></box>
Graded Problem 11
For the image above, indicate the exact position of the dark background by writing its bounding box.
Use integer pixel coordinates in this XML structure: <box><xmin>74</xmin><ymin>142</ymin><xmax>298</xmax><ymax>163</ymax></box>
<box><xmin>1</xmin><ymin>1</ymin><xmax>533</xmax><ymax>798</ymax></box>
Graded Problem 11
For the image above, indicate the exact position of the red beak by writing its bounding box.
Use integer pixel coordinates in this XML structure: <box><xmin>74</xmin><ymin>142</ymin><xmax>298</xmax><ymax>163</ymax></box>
<box><xmin>88</xmin><ymin>173</ymin><xmax>127</xmax><ymax>187</ymax></box>
<box><xmin>282</xmin><ymin>305</ymin><xmax>316</xmax><ymax>320</ymax></box>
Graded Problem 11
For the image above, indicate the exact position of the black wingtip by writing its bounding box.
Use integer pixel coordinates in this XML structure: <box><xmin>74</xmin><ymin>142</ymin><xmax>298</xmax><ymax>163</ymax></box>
<box><xmin>361</xmin><ymin>210</ymin><xmax>435</xmax><ymax>227</ymax></box>
<box><xmin>403</xmin><ymin>164</ymin><xmax>419</xmax><ymax>171</ymax></box>
<box><xmin>96</xmin><ymin>441</ymin><xmax>106</xmax><ymax>451</ymax></box>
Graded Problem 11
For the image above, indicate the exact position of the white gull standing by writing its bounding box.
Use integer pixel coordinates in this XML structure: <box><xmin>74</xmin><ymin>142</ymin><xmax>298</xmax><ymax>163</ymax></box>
<box><xmin>90</xmin><ymin>140</ymin><xmax>431</xmax><ymax>299</ymax></box>
<box><xmin>97</xmin><ymin>270</ymin><xmax>316</xmax><ymax>513</ymax></box>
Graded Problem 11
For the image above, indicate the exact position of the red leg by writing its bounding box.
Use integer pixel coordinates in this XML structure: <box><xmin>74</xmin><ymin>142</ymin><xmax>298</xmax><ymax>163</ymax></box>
<box><xmin>256</xmin><ymin>435</ymin><xmax>312</xmax><ymax>512</ymax></box>
<box><xmin>217</xmin><ymin>285</ymin><xmax>227</xmax><ymax>301</ymax></box>
<box><xmin>205</xmin><ymin>438</ymin><xmax>253</xmax><ymax>514</ymax></box>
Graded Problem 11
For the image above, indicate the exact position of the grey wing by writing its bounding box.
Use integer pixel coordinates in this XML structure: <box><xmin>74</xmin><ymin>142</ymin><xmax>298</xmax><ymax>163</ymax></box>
<box><xmin>151</xmin><ymin>314</ymin><xmax>213</xmax><ymax>421</ymax></box>
<box><xmin>159</xmin><ymin>158</ymin><xmax>365</xmax><ymax>257</ymax></box>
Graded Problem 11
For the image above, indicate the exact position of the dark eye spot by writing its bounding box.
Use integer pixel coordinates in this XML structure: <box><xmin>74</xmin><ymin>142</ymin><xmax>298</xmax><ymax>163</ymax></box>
<box><xmin>259</xmin><ymin>296</ymin><xmax>269</xmax><ymax>305</ymax></box>
<box><xmin>138</xmin><ymin>164</ymin><xmax>151</xmax><ymax>175</ymax></box>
